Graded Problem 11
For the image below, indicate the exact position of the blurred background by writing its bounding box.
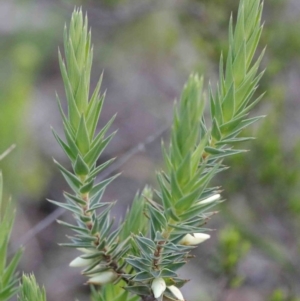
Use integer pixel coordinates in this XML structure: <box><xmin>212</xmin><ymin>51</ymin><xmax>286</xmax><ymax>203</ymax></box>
<box><xmin>1</xmin><ymin>0</ymin><xmax>300</xmax><ymax>300</ymax></box>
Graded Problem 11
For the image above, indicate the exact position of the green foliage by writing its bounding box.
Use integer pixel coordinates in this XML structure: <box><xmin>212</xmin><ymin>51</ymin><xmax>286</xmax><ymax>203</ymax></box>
<box><xmin>251</xmin><ymin>105</ymin><xmax>300</xmax><ymax>215</ymax></box>
<box><xmin>231</xmin><ymin>104</ymin><xmax>300</xmax><ymax>213</ymax></box>
<box><xmin>268</xmin><ymin>289</ymin><xmax>300</xmax><ymax>301</ymax></box>
<box><xmin>50</xmin><ymin>1</ymin><xmax>266</xmax><ymax>300</ymax></box>
<box><xmin>0</xmin><ymin>32</ymin><xmax>49</xmax><ymax>197</ymax></box>
<box><xmin>126</xmin><ymin>0</ymin><xmax>265</xmax><ymax>298</ymax></box>
<box><xmin>119</xmin><ymin>187</ymin><xmax>151</xmax><ymax>241</ymax></box>
<box><xmin>0</xmin><ymin>149</ymin><xmax>23</xmax><ymax>301</ymax></box>
<box><xmin>2</xmin><ymin>0</ymin><xmax>300</xmax><ymax>300</ymax></box>
<box><xmin>91</xmin><ymin>284</ymin><xmax>139</xmax><ymax>301</ymax></box>
<box><xmin>213</xmin><ymin>227</ymin><xmax>250</xmax><ymax>288</ymax></box>
<box><xmin>53</xmin><ymin>7</ymin><xmax>117</xmax><ymax>240</ymax></box>
<box><xmin>269</xmin><ymin>290</ymin><xmax>286</xmax><ymax>301</ymax></box>
<box><xmin>52</xmin><ymin>9</ymin><xmax>143</xmax><ymax>298</ymax></box>
<box><xmin>218</xmin><ymin>96</ymin><xmax>300</xmax><ymax>279</ymax></box>
<box><xmin>18</xmin><ymin>274</ymin><xmax>47</xmax><ymax>301</ymax></box>
<box><xmin>210</xmin><ymin>0</ymin><xmax>264</xmax><ymax>137</ymax></box>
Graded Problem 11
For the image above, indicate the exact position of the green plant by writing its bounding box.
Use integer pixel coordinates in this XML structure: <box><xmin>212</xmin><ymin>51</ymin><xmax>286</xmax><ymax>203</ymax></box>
<box><xmin>269</xmin><ymin>289</ymin><xmax>300</xmax><ymax>301</ymax></box>
<box><xmin>213</xmin><ymin>227</ymin><xmax>250</xmax><ymax>289</ymax></box>
<box><xmin>0</xmin><ymin>0</ymin><xmax>267</xmax><ymax>300</ymax></box>
<box><xmin>18</xmin><ymin>274</ymin><xmax>46</xmax><ymax>301</ymax></box>
<box><xmin>0</xmin><ymin>147</ymin><xmax>23</xmax><ymax>301</ymax></box>
<box><xmin>47</xmin><ymin>0</ymin><xmax>265</xmax><ymax>300</ymax></box>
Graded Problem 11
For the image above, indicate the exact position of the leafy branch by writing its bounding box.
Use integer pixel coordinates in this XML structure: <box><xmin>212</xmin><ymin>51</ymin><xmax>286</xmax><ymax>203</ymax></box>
<box><xmin>0</xmin><ymin>147</ymin><xmax>23</xmax><ymax>301</ymax></box>
<box><xmin>50</xmin><ymin>1</ymin><xmax>266</xmax><ymax>300</ymax></box>
<box><xmin>126</xmin><ymin>0</ymin><xmax>265</xmax><ymax>300</ymax></box>
<box><xmin>51</xmin><ymin>9</ymin><xmax>148</xmax><ymax>299</ymax></box>
<box><xmin>18</xmin><ymin>274</ymin><xmax>46</xmax><ymax>301</ymax></box>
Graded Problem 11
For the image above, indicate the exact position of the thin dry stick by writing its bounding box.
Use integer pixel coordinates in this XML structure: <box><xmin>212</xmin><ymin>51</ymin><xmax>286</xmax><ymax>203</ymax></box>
<box><xmin>12</xmin><ymin>124</ymin><xmax>169</xmax><ymax>253</ymax></box>
<box><xmin>0</xmin><ymin>144</ymin><xmax>16</xmax><ymax>161</ymax></box>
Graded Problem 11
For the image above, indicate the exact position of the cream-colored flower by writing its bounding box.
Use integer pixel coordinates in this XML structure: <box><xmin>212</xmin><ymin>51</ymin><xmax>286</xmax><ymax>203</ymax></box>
<box><xmin>168</xmin><ymin>285</ymin><xmax>185</xmax><ymax>300</ymax></box>
<box><xmin>69</xmin><ymin>256</ymin><xmax>93</xmax><ymax>267</ymax></box>
<box><xmin>77</xmin><ymin>248</ymin><xmax>94</xmax><ymax>254</ymax></box>
<box><xmin>87</xmin><ymin>270</ymin><xmax>118</xmax><ymax>285</ymax></box>
<box><xmin>198</xmin><ymin>194</ymin><xmax>220</xmax><ymax>205</ymax></box>
<box><xmin>180</xmin><ymin>233</ymin><xmax>210</xmax><ymax>246</ymax></box>
<box><xmin>152</xmin><ymin>277</ymin><xmax>166</xmax><ymax>298</ymax></box>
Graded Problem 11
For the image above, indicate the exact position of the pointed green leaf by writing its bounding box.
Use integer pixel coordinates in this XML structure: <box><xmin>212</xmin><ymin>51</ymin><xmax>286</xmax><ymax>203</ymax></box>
<box><xmin>52</xmin><ymin>128</ymin><xmax>76</xmax><ymax>161</ymax></box>
<box><xmin>53</xmin><ymin>159</ymin><xmax>82</xmax><ymax>192</ymax></box>
<box><xmin>80</xmin><ymin>178</ymin><xmax>95</xmax><ymax>194</ymax></box>
<box><xmin>64</xmin><ymin>192</ymin><xmax>86</xmax><ymax>206</ymax></box>
<box><xmin>84</xmin><ymin>131</ymin><xmax>116</xmax><ymax>167</ymax></box>
<box><xmin>75</xmin><ymin>115</ymin><xmax>90</xmax><ymax>155</ymax></box>
<box><xmin>47</xmin><ymin>199</ymin><xmax>82</xmax><ymax>215</ymax></box>
<box><xmin>74</xmin><ymin>154</ymin><xmax>90</xmax><ymax>176</ymax></box>
<box><xmin>211</xmin><ymin>118</ymin><xmax>222</xmax><ymax>141</ymax></box>
<box><xmin>90</xmin><ymin>173</ymin><xmax>120</xmax><ymax>197</ymax></box>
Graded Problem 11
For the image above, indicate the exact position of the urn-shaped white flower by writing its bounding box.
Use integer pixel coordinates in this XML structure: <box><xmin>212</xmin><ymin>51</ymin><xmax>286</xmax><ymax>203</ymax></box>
<box><xmin>180</xmin><ymin>233</ymin><xmax>210</xmax><ymax>246</ymax></box>
<box><xmin>87</xmin><ymin>270</ymin><xmax>118</xmax><ymax>285</ymax></box>
<box><xmin>168</xmin><ymin>285</ymin><xmax>185</xmax><ymax>300</ymax></box>
<box><xmin>152</xmin><ymin>277</ymin><xmax>166</xmax><ymax>298</ymax></box>
<box><xmin>198</xmin><ymin>194</ymin><xmax>220</xmax><ymax>205</ymax></box>
<box><xmin>69</xmin><ymin>256</ymin><xmax>93</xmax><ymax>267</ymax></box>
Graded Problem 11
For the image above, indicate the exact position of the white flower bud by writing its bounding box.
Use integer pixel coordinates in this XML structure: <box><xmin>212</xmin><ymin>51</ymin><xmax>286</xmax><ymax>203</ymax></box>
<box><xmin>180</xmin><ymin>233</ymin><xmax>210</xmax><ymax>246</ymax></box>
<box><xmin>87</xmin><ymin>270</ymin><xmax>118</xmax><ymax>285</ymax></box>
<box><xmin>152</xmin><ymin>277</ymin><xmax>166</xmax><ymax>298</ymax></box>
<box><xmin>69</xmin><ymin>256</ymin><xmax>93</xmax><ymax>267</ymax></box>
<box><xmin>168</xmin><ymin>285</ymin><xmax>185</xmax><ymax>301</ymax></box>
<box><xmin>77</xmin><ymin>248</ymin><xmax>94</xmax><ymax>254</ymax></box>
<box><xmin>198</xmin><ymin>194</ymin><xmax>220</xmax><ymax>205</ymax></box>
